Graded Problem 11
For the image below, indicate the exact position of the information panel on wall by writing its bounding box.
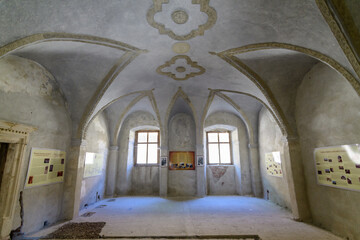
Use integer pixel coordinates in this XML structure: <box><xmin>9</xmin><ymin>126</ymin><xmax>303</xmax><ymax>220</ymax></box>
<box><xmin>83</xmin><ymin>152</ymin><xmax>104</xmax><ymax>178</ymax></box>
<box><xmin>169</xmin><ymin>151</ymin><xmax>195</xmax><ymax>170</ymax></box>
<box><xmin>265</xmin><ymin>151</ymin><xmax>283</xmax><ymax>177</ymax></box>
<box><xmin>314</xmin><ymin>144</ymin><xmax>360</xmax><ymax>191</ymax></box>
<box><xmin>25</xmin><ymin>148</ymin><xmax>66</xmax><ymax>188</ymax></box>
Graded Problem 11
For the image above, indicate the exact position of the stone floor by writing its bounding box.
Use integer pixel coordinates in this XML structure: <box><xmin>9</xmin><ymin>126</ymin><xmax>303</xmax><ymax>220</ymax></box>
<box><xmin>29</xmin><ymin>196</ymin><xmax>343</xmax><ymax>240</ymax></box>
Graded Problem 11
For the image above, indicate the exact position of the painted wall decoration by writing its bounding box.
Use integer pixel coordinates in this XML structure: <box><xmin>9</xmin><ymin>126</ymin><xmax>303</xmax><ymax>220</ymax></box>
<box><xmin>169</xmin><ymin>151</ymin><xmax>195</xmax><ymax>170</ymax></box>
<box><xmin>83</xmin><ymin>152</ymin><xmax>104</xmax><ymax>178</ymax></box>
<box><xmin>25</xmin><ymin>148</ymin><xmax>66</xmax><ymax>188</ymax></box>
<box><xmin>265</xmin><ymin>151</ymin><xmax>283</xmax><ymax>177</ymax></box>
<box><xmin>314</xmin><ymin>144</ymin><xmax>360</xmax><ymax>191</ymax></box>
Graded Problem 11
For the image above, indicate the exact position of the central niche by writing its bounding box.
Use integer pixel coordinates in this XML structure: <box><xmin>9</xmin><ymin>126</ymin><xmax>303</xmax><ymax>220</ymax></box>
<box><xmin>167</xmin><ymin>93</ymin><xmax>197</xmax><ymax>196</ymax></box>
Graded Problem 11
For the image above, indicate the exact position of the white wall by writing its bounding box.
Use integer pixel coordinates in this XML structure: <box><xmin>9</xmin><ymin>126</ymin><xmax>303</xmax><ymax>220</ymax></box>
<box><xmin>0</xmin><ymin>55</ymin><xmax>71</xmax><ymax>234</ymax></box>
<box><xmin>205</xmin><ymin>112</ymin><xmax>253</xmax><ymax>195</ymax></box>
<box><xmin>114</xmin><ymin>111</ymin><xmax>160</xmax><ymax>196</ymax></box>
<box><xmin>296</xmin><ymin>62</ymin><xmax>360</xmax><ymax>240</ymax></box>
<box><xmin>168</xmin><ymin>113</ymin><xmax>196</xmax><ymax>196</ymax></box>
<box><xmin>258</xmin><ymin>108</ymin><xmax>291</xmax><ymax>209</ymax></box>
<box><xmin>80</xmin><ymin>112</ymin><xmax>109</xmax><ymax>209</ymax></box>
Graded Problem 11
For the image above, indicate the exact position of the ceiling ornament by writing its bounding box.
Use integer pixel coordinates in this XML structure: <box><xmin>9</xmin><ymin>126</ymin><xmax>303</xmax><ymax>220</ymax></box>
<box><xmin>171</xmin><ymin>10</ymin><xmax>189</xmax><ymax>24</ymax></box>
<box><xmin>147</xmin><ymin>0</ymin><xmax>217</xmax><ymax>41</ymax></box>
<box><xmin>172</xmin><ymin>42</ymin><xmax>190</xmax><ymax>54</ymax></box>
<box><xmin>156</xmin><ymin>55</ymin><xmax>205</xmax><ymax>81</ymax></box>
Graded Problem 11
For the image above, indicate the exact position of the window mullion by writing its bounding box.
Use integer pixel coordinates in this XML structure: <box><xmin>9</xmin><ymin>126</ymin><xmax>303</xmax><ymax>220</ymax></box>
<box><xmin>146</xmin><ymin>132</ymin><xmax>149</xmax><ymax>164</ymax></box>
<box><xmin>217</xmin><ymin>133</ymin><xmax>221</xmax><ymax>164</ymax></box>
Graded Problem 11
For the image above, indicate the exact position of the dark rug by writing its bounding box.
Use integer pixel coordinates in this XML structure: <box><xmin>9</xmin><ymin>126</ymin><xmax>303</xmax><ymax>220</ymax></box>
<box><xmin>44</xmin><ymin>222</ymin><xmax>106</xmax><ymax>239</ymax></box>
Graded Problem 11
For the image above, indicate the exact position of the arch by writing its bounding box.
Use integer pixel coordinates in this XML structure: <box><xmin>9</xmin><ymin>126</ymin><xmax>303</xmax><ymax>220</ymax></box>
<box><xmin>113</xmin><ymin>91</ymin><xmax>162</xmax><ymax>146</ymax></box>
<box><xmin>201</xmin><ymin>89</ymin><xmax>255</xmax><ymax>145</ymax></box>
<box><xmin>0</xmin><ymin>32</ymin><xmax>146</xmax><ymax>57</ymax></box>
<box><xmin>114</xmin><ymin>93</ymin><xmax>147</xmax><ymax>145</ymax></box>
<box><xmin>216</xmin><ymin>42</ymin><xmax>360</xmax><ymax>96</ymax></box>
<box><xmin>82</xmin><ymin>91</ymin><xmax>144</xmax><ymax>140</ymax></box>
<box><xmin>203</xmin><ymin>89</ymin><xmax>289</xmax><ymax>138</ymax></box>
<box><xmin>0</xmin><ymin>33</ymin><xmax>148</xmax><ymax>141</ymax></box>
<box><xmin>164</xmin><ymin>87</ymin><xmax>199</xmax><ymax>135</ymax></box>
<box><xmin>210</xmin><ymin>51</ymin><xmax>293</xmax><ymax>138</ymax></box>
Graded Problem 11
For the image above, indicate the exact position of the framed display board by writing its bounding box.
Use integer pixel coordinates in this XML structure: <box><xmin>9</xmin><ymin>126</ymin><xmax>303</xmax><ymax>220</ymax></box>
<box><xmin>25</xmin><ymin>148</ymin><xmax>66</xmax><ymax>188</ymax></box>
<box><xmin>169</xmin><ymin>151</ymin><xmax>195</xmax><ymax>170</ymax></box>
<box><xmin>314</xmin><ymin>144</ymin><xmax>360</xmax><ymax>192</ymax></box>
<box><xmin>84</xmin><ymin>152</ymin><xmax>104</xmax><ymax>178</ymax></box>
<box><xmin>265</xmin><ymin>151</ymin><xmax>283</xmax><ymax>177</ymax></box>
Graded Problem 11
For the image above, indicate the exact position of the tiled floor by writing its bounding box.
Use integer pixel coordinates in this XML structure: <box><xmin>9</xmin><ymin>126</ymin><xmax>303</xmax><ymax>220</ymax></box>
<box><xmin>29</xmin><ymin>196</ymin><xmax>343</xmax><ymax>240</ymax></box>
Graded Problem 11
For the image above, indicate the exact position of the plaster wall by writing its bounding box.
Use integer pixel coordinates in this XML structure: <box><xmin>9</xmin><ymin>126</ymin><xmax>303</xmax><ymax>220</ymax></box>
<box><xmin>114</xmin><ymin>111</ymin><xmax>159</xmax><ymax>196</ymax></box>
<box><xmin>296</xmin><ymin>62</ymin><xmax>360</xmax><ymax>240</ymax></box>
<box><xmin>0</xmin><ymin>55</ymin><xmax>71</xmax><ymax>234</ymax></box>
<box><xmin>168</xmin><ymin>113</ymin><xmax>196</xmax><ymax>196</ymax></box>
<box><xmin>80</xmin><ymin>113</ymin><xmax>109</xmax><ymax>210</ymax></box>
<box><xmin>258</xmin><ymin>108</ymin><xmax>291</xmax><ymax>209</ymax></box>
<box><xmin>205</xmin><ymin>112</ymin><xmax>252</xmax><ymax>195</ymax></box>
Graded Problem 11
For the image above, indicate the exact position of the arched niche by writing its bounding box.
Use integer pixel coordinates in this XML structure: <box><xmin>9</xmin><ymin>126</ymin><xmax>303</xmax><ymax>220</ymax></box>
<box><xmin>167</xmin><ymin>96</ymin><xmax>197</xmax><ymax>196</ymax></box>
<box><xmin>204</xmin><ymin>112</ymin><xmax>252</xmax><ymax>196</ymax></box>
<box><xmin>114</xmin><ymin>111</ymin><xmax>160</xmax><ymax>196</ymax></box>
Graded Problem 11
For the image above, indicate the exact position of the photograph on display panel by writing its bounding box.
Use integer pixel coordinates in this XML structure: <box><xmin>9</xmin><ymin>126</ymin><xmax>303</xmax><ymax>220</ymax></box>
<box><xmin>169</xmin><ymin>151</ymin><xmax>195</xmax><ymax>170</ymax></box>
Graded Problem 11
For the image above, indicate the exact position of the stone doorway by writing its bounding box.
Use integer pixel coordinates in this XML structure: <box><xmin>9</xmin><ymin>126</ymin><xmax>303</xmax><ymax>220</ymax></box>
<box><xmin>0</xmin><ymin>143</ymin><xmax>9</xmax><ymax>193</ymax></box>
<box><xmin>0</xmin><ymin>121</ymin><xmax>35</xmax><ymax>239</ymax></box>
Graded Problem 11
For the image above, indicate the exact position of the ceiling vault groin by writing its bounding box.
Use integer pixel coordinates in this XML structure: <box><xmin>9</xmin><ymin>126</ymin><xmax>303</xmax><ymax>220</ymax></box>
<box><xmin>201</xmin><ymin>89</ymin><xmax>255</xmax><ymax>145</ymax></box>
<box><xmin>211</xmin><ymin>42</ymin><xmax>360</xmax><ymax>138</ymax></box>
<box><xmin>210</xmin><ymin>51</ymin><xmax>292</xmax><ymax>138</ymax></box>
<box><xmin>112</xmin><ymin>90</ymin><xmax>162</xmax><ymax>146</ymax></box>
<box><xmin>216</xmin><ymin>42</ymin><xmax>360</xmax><ymax>96</ymax></box>
<box><xmin>0</xmin><ymin>32</ymin><xmax>148</xmax><ymax>140</ymax></box>
<box><xmin>77</xmin><ymin>50</ymin><xmax>144</xmax><ymax>140</ymax></box>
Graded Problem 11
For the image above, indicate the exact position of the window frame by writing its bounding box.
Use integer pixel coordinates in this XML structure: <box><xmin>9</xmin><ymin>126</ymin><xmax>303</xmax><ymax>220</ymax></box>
<box><xmin>206</xmin><ymin>131</ymin><xmax>233</xmax><ymax>165</ymax></box>
<box><xmin>134</xmin><ymin>130</ymin><xmax>160</xmax><ymax>165</ymax></box>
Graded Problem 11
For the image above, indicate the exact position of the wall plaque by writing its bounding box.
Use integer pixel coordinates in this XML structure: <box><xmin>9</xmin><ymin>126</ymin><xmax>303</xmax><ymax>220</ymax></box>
<box><xmin>25</xmin><ymin>148</ymin><xmax>66</xmax><ymax>188</ymax></box>
<box><xmin>314</xmin><ymin>144</ymin><xmax>360</xmax><ymax>192</ymax></box>
<box><xmin>265</xmin><ymin>151</ymin><xmax>283</xmax><ymax>177</ymax></box>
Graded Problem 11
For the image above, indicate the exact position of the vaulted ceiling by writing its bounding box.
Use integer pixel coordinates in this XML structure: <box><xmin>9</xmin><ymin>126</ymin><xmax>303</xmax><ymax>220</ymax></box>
<box><xmin>0</xmin><ymin>0</ymin><xmax>358</xmax><ymax>140</ymax></box>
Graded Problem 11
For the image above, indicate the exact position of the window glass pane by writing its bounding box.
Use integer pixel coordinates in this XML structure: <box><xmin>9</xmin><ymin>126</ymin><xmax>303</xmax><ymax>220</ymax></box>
<box><xmin>208</xmin><ymin>143</ymin><xmax>220</xmax><ymax>164</ymax></box>
<box><xmin>147</xmin><ymin>144</ymin><xmax>158</xmax><ymax>164</ymax></box>
<box><xmin>148</xmin><ymin>132</ymin><xmax>158</xmax><ymax>143</ymax></box>
<box><xmin>85</xmin><ymin>152</ymin><xmax>95</xmax><ymax>164</ymax></box>
<box><xmin>137</xmin><ymin>132</ymin><xmax>148</xmax><ymax>143</ymax></box>
<box><xmin>219</xmin><ymin>132</ymin><xmax>229</xmax><ymax>142</ymax></box>
<box><xmin>208</xmin><ymin>133</ymin><xmax>218</xmax><ymax>142</ymax></box>
<box><xmin>136</xmin><ymin>144</ymin><xmax>147</xmax><ymax>164</ymax></box>
<box><xmin>220</xmin><ymin>143</ymin><xmax>231</xmax><ymax>164</ymax></box>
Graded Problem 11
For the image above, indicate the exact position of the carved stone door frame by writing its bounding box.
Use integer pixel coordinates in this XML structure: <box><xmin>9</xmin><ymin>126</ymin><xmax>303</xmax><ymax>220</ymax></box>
<box><xmin>0</xmin><ymin>120</ymin><xmax>35</xmax><ymax>240</ymax></box>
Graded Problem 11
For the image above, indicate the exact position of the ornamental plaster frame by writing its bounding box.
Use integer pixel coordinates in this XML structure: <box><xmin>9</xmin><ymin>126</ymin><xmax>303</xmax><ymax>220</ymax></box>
<box><xmin>0</xmin><ymin>120</ymin><xmax>36</xmax><ymax>240</ymax></box>
<box><xmin>146</xmin><ymin>0</ymin><xmax>217</xmax><ymax>41</ymax></box>
<box><xmin>156</xmin><ymin>55</ymin><xmax>205</xmax><ymax>81</ymax></box>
